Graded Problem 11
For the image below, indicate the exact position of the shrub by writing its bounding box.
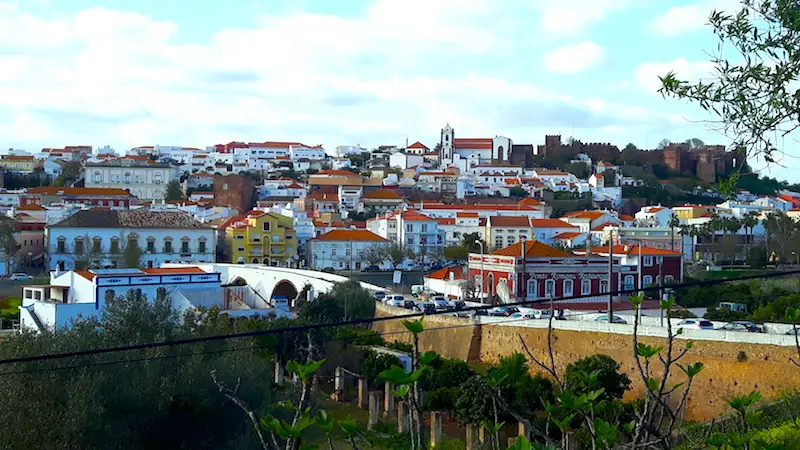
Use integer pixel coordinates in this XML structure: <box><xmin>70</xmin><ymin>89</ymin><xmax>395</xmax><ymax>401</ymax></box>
<box><xmin>362</xmin><ymin>350</ymin><xmax>401</xmax><ymax>389</ymax></box>
<box><xmin>750</xmin><ymin>422</ymin><xmax>800</xmax><ymax>448</ymax></box>
<box><xmin>565</xmin><ymin>355</ymin><xmax>631</xmax><ymax>401</ymax></box>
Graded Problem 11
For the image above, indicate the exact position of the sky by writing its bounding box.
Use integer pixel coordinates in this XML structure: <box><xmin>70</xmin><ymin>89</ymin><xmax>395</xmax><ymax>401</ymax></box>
<box><xmin>1</xmin><ymin>0</ymin><xmax>798</xmax><ymax>181</ymax></box>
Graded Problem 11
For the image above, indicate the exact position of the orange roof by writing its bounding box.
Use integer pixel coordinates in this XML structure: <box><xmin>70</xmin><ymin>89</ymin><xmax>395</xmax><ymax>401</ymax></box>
<box><xmin>530</xmin><ymin>219</ymin><xmax>577</xmax><ymax>228</ymax></box>
<box><xmin>27</xmin><ymin>187</ymin><xmax>131</xmax><ymax>197</ymax></box>
<box><xmin>407</xmin><ymin>141</ymin><xmax>429</xmax><ymax>150</ymax></box>
<box><xmin>313</xmin><ymin>229</ymin><xmax>387</xmax><ymax>242</ymax></box>
<box><xmin>317</xmin><ymin>169</ymin><xmax>359</xmax><ymax>177</ymax></box>
<box><xmin>456</xmin><ymin>212</ymin><xmax>479</xmax><ymax>218</ymax></box>
<box><xmin>535</xmin><ymin>169</ymin><xmax>569</xmax><ymax>176</ymax></box>
<box><xmin>593</xmin><ymin>173</ymin><xmax>604</xmax><ymax>178</ymax></box>
<box><xmin>619</xmin><ymin>215</ymin><xmax>635</xmax><ymax>221</ymax></box>
<box><xmin>505</xmin><ymin>178</ymin><xmax>521</xmax><ymax>185</ymax></box>
<box><xmin>647</xmin><ymin>207</ymin><xmax>665</xmax><ymax>213</ymax></box>
<box><xmin>418</xmin><ymin>202</ymin><xmax>542</xmax><ymax>213</ymax></box>
<box><xmin>489</xmin><ymin>216</ymin><xmax>531</xmax><ymax>227</ymax></box>
<box><xmin>398</xmin><ymin>210</ymin><xmax>434</xmax><ymax>221</ymax></box>
<box><xmin>313</xmin><ymin>220</ymin><xmax>347</xmax><ymax>228</ymax></box>
<box><xmin>363</xmin><ymin>189</ymin><xmax>402</xmax><ymax>200</ymax></box>
<box><xmin>286</xmin><ymin>182</ymin><xmax>303</xmax><ymax>189</ymax></box>
<box><xmin>249</xmin><ymin>141</ymin><xmax>304</xmax><ymax>149</ymax></box>
<box><xmin>2</xmin><ymin>155</ymin><xmax>34</xmax><ymax>161</ymax></box>
<box><xmin>491</xmin><ymin>240</ymin><xmax>570</xmax><ymax>258</ymax></box>
<box><xmin>575</xmin><ymin>244</ymin><xmax>681</xmax><ymax>257</ymax></box>
<box><xmin>308</xmin><ymin>192</ymin><xmax>339</xmax><ymax>201</ymax></box>
<box><xmin>425</xmin><ymin>266</ymin><xmax>465</xmax><ymax>280</ymax></box>
<box><xmin>592</xmin><ymin>222</ymin><xmax>619</xmax><ymax>231</ymax></box>
<box><xmin>563</xmin><ymin>211</ymin><xmax>608</xmax><ymax>220</ymax></box>
<box><xmin>436</xmin><ymin>218</ymin><xmax>455</xmax><ymax>225</ymax></box>
<box><xmin>518</xmin><ymin>198</ymin><xmax>543</xmax><ymax>206</ymax></box>
<box><xmin>18</xmin><ymin>204</ymin><xmax>46</xmax><ymax>211</ymax></box>
<box><xmin>553</xmin><ymin>232</ymin><xmax>582</xmax><ymax>240</ymax></box>
<box><xmin>453</xmin><ymin>138</ymin><xmax>493</xmax><ymax>150</ymax></box>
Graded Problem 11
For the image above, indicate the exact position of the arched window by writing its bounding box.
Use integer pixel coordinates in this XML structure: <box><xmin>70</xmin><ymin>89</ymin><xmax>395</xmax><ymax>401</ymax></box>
<box><xmin>624</xmin><ymin>275</ymin><xmax>635</xmax><ymax>290</ymax></box>
<box><xmin>263</xmin><ymin>258</ymin><xmax>270</xmax><ymax>264</ymax></box>
<box><xmin>56</xmin><ymin>236</ymin><xmax>66</xmax><ymax>253</ymax></box>
<box><xmin>74</xmin><ymin>237</ymin><xmax>85</xmax><ymax>255</ymax></box>
<box><xmin>110</xmin><ymin>237</ymin><xmax>120</xmax><ymax>254</ymax></box>
<box><xmin>527</xmin><ymin>279</ymin><xmax>537</xmax><ymax>299</ymax></box>
<box><xmin>600</xmin><ymin>280</ymin><xmax>609</xmax><ymax>293</ymax></box>
<box><xmin>545</xmin><ymin>279</ymin><xmax>556</xmax><ymax>298</ymax></box>
<box><xmin>252</xmin><ymin>258</ymin><xmax>259</xmax><ymax>264</ymax></box>
<box><xmin>163</xmin><ymin>237</ymin><xmax>173</xmax><ymax>254</ymax></box>
<box><xmin>664</xmin><ymin>275</ymin><xmax>675</xmax><ymax>283</ymax></box>
<box><xmin>180</xmin><ymin>237</ymin><xmax>190</xmax><ymax>254</ymax></box>
<box><xmin>563</xmin><ymin>279</ymin><xmax>574</xmax><ymax>297</ymax></box>
<box><xmin>643</xmin><ymin>275</ymin><xmax>653</xmax><ymax>286</ymax></box>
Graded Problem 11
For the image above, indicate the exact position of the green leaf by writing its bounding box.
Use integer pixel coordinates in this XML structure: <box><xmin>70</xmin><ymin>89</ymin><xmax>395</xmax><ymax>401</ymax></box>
<box><xmin>419</xmin><ymin>351</ymin><xmax>439</xmax><ymax>366</ymax></box>
<box><xmin>392</xmin><ymin>384</ymin><xmax>410</xmax><ymax>398</ymax></box>
<box><xmin>636</xmin><ymin>343</ymin><xmax>662</xmax><ymax>359</ymax></box>
<box><xmin>508</xmin><ymin>435</ymin><xmax>533</xmax><ymax>450</ymax></box>
<box><xmin>678</xmin><ymin>362</ymin><xmax>705</xmax><ymax>379</ymax></box>
<box><xmin>339</xmin><ymin>417</ymin><xmax>359</xmax><ymax>436</ymax></box>
<box><xmin>786</xmin><ymin>307</ymin><xmax>800</xmax><ymax>323</ymax></box>
<box><xmin>629</xmin><ymin>294</ymin><xmax>644</xmax><ymax>307</ymax></box>
<box><xmin>660</xmin><ymin>297</ymin><xmax>675</xmax><ymax>310</ymax></box>
<box><xmin>402</xmin><ymin>317</ymin><xmax>425</xmax><ymax>335</ymax></box>
<box><xmin>379</xmin><ymin>365</ymin><xmax>412</xmax><ymax>384</ymax></box>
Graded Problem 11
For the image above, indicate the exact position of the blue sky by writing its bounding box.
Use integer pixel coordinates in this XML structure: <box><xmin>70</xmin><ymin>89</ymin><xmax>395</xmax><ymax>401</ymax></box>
<box><xmin>2</xmin><ymin>0</ymin><xmax>796</xmax><ymax>181</ymax></box>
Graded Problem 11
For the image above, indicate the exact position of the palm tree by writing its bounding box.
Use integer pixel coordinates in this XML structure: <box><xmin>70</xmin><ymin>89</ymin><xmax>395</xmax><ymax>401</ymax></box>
<box><xmin>668</xmin><ymin>214</ymin><xmax>681</xmax><ymax>251</ymax></box>
<box><xmin>741</xmin><ymin>214</ymin><xmax>759</xmax><ymax>261</ymax></box>
<box><xmin>706</xmin><ymin>214</ymin><xmax>723</xmax><ymax>263</ymax></box>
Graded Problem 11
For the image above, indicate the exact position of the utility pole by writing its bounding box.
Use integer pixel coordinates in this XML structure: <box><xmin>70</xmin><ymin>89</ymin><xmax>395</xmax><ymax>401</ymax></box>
<box><xmin>607</xmin><ymin>230</ymin><xmax>614</xmax><ymax>322</ymax></box>
<box><xmin>349</xmin><ymin>239</ymin><xmax>353</xmax><ymax>277</ymax></box>
<box><xmin>520</xmin><ymin>235</ymin><xmax>527</xmax><ymax>305</ymax></box>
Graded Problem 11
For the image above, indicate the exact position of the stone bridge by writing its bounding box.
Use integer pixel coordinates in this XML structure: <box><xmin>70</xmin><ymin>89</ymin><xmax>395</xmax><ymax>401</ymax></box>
<box><xmin>166</xmin><ymin>263</ymin><xmax>385</xmax><ymax>304</ymax></box>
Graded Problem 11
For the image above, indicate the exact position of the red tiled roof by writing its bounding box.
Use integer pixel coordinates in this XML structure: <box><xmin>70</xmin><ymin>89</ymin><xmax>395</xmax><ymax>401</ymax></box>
<box><xmin>18</xmin><ymin>204</ymin><xmax>46</xmax><ymax>211</ymax></box>
<box><xmin>491</xmin><ymin>240</ymin><xmax>570</xmax><ymax>258</ymax></box>
<box><xmin>456</xmin><ymin>212</ymin><xmax>479</xmax><ymax>218</ymax></box>
<box><xmin>575</xmin><ymin>244</ymin><xmax>682</xmax><ymax>256</ymax></box>
<box><xmin>363</xmin><ymin>189</ymin><xmax>402</xmax><ymax>200</ymax></box>
<box><xmin>453</xmin><ymin>138</ymin><xmax>493</xmax><ymax>150</ymax></box>
<box><xmin>142</xmin><ymin>267</ymin><xmax>208</xmax><ymax>275</ymax></box>
<box><xmin>530</xmin><ymin>219</ymin><xmax>578</xmax><ymax>228</ymax></box>
<box><xmin>563</xmin><ymin>211</ymin><xmax>608</xmax><ymax>220</ymax></box>
<box><xmin>27</xmin><ymin>187</ymin><xmax>131</xmax><ymax>197</ymax></box>
<box><xmin>518</xmin><ymin>198</ymin><xmax>543</xmax><ymax>206</ymax></box>
<box><xmin>425</xmin><ymin>266</ymin><xmax>465</xmax><ymax>280</ymax></box>
<box><xmin>308</xmin><ymin>192</ymin><xmax>339</xmax><ymax>201</ymax></box>
<box><xmin>2</xmin><ymin>155</ymin><xmax>34</xmax><ymax>161</ymax></box>
<box><xmin>436</xmin><ymin>218</ymin><xmax>456</xmax><ymax>225</ymax></box>
<box><xmin>313</xmin><ymin>229</ymin><xmax>387</xmax><ymax>242</ymax></box>
<box><xmin>407</xmin><ymin>141</ymin><xmax>429</xmax><ymax>150</ymax></box>
<box><xmin>489</xmin><ymin>216</ymin><xmax>531</xmax><ymax>227</ymax></box>
<box><xmin>619</xmin><ymin>215</ymin><xmax>635</xmax><ymax>221</ymax></box>
<box><xmin>318</xmin><ymin>170</ymin><xmax>359</xmax><ymax>177</ymax></box>
<box><xmin>553</xmin><ymin>232</ymin><xmax>582</xmax><ymax>240</ymax></box>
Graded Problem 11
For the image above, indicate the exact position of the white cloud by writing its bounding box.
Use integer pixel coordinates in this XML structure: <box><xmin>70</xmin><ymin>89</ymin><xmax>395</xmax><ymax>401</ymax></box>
<box><xmin>0</xmin><ymin>1</ymin><xmax>682</xmax><ymax>152</ymax></box>
<box><xmin>542</xmin><ymin>41</ymin><xmax>604</xmax><ymax>73</ymax></box>
<box><xmin>634</xmin><ymin>58</ymin><xmax>715</xmax><ymax>93</ymax></box>
<box><xmin>649</xmin><ymin>0</ymin><xmax>742</xmax><ymax>37</ymax></box>
<box><xmin>536</xmin><ymin>0</ymin><xmax>631</xmax><ymax>37</ymax></box>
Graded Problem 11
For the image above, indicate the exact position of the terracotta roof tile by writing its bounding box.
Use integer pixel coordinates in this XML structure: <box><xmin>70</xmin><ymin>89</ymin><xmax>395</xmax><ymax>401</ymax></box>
<box><xmin>489</xmin><ymin>216</ymin><xmax>531</xmax><ymax>227</ymax></box>
<box><xmin>313</xmin><ymin>229</ymin><xmax>387</xmax><ymax>242</ymax></box>
<box><xmin>363</xmin><ymin>189</ymin><xmax>402</xmax><ymax>200</ymax></box>
<box><xmin>530</xmin><ymin>219</ymin><xmax>578</xmax><ymax>228</ymax></box>
<box><xmin>553</xmin><ymin>232</ymin><xmax>582</xmax><ymax>239</ymax></box>
<box><xmin>491</xmin><ymin>240</ymin><xmax>570</xmax><ymax>258</ymax></box>
<box><xmin>425</xmin><ymin>266</ymin><xmax>465</xmax><ymax>280</ymax></box>
<box><xmin>50</xmin><ymin>210</ymin><xmax>210</xmax><ymax>229</ymax></box>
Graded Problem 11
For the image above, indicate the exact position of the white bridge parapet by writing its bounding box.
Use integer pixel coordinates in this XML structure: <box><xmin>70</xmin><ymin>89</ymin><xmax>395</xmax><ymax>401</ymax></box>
<box><xmin>164</xmin><ymin>263</ymin><xmax>385</xmax><ymax>304</ymax></box>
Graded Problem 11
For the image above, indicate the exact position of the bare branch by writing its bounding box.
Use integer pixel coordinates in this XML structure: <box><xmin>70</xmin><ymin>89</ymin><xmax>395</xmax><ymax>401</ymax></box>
<box><xmin>211</xmin><ymin>370</ymin><xmax>274</xmax><ymax>450</ymax></box>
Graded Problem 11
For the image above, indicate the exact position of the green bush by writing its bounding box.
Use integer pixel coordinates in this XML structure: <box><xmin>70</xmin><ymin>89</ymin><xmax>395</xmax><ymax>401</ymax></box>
<box><xmin>362</xmin><ymin>350</ymin><xmax>400</xmax><ymax>389</ymax></box>
<box><xmin>385</xmin><ymin>341</ymin><xmax>413</xmax><ymax>353</ymax></box>
<box><xmin>750</xmin><ymin>422</ymin><xmax>800</xmax><ymax>448</ymax></box>
<box><xmin>704</xmin><ymin>306</ymin><xmax>750</xmax><ymax>322</ymax></box>
<box><xmin>564</xmin><ymin>354</ymin><xmax>631</xmax><ymax>401</ymax></box>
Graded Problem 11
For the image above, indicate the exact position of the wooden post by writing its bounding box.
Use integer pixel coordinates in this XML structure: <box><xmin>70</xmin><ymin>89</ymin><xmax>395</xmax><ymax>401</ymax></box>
<box><xmin>357</xmin><ymin>377</ymin><xmax>367</xmax><ymax>409</ymax></box>
<box><xmin>430</xmin><ymin>411</ymin><xmax>443</xmax><ymax>448</ymax></box>
<box><xmin>518</xmin><ymin>421</ymin><xmax>530</xmax><ymax>440</ymax></box>
<box><xmin>466</xmin><ymin>424</ymin><xmax>479</xmax><ymax>450</ymax></box>
<box><xmin>384</xmin><ymin>381</ymin><xmax>395</xmax><ymax>417</ymax></box>
<box><xmin>397</xmin><ymin>401</ymin><xmax>409</xmax><ymax>433</ymax></box>
<box><xmin>274</xmin><ymin>360</ymin><xmax>284</xmax><ymax>385</ymax></box>
<box><xmin>368</xmin><ymin>391</ymin><xmax>382</xmax><ymax>430</ymax></box>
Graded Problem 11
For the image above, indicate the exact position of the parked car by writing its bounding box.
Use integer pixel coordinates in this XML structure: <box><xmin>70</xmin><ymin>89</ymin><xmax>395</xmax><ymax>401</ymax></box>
<box><xmin>415</xmin><ymin>302</ymin><xmax>437</xmax><ymax>314</ymax></box>
<box><xmin>718</xmin><ymin>321</ymin><xmax>763</xmax><ymax>333</ymax></box>
<box><xmin>595</xmin><ymin>315</ymin><xmax>628</xmax><ymax>324</ymax></box>
<box><xmin>447</xmin><ymin>300</ymin><xmax>466</xmax><ymax>311</ymax></box>
<box><xmin>402</xmin><ymin>300</ymin><xmax>417</xmax><ymax>309</ymax></box>
<box><xmin>361</xmin><ymin>265</ymin><xmax>380</xmax><ymax>272</ymax></box>
<box><xmin>431</xmin><ymin>295</ymin><xmax>448</xmax><ymax>309</ymax></box>
<box><xmin>786</xmin><ymin>327</ymin><xmax>800</xmax><ymax>335</ymax></box>
<box><xmin>676</xmin><ymin>319</ymin><xmax>714</xmax><ymax>330</ymax></box>
<box><xmin>373</xmin><ymin>291</ymin><xmax>387</xmax><ymax>301</ymax></box>
<box><xmin>488</xmin><ymin>306</ymin><xmax>519</xmax><ymax>317</ymax></box>
<box><xmin>473</xmin><ymin>308</ymin><xmax>489</xmax><ymax>316</ymax></box>
<box><xmin>533</xmin><ymin>309</ymin><xmax>553</xmax><ymax>320</ymax></box>
<box><xmin>510</xmin><ymin>312</ymin><xmax>536</xmax><ymax>320</ymax></box>
<box><xmin>320</xmin><ymin>267</ymin><xmax>336</xmax><ymax>274</ymax></box>
<box><xmin>9</xmin><ymin>273</ymin><xmax>32</xmax><ymax>281</ymax></box>
<box><xmin>384</xmin><ymin>295</ymin><xmax>406</xmax><ymax>307</ymax></box>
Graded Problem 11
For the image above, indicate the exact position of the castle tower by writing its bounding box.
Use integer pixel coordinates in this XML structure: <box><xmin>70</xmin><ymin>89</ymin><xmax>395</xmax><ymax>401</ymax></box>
<box><xmin>440</xmin><ymin>124</ymin><xmax>454</xmax><ymax>164</ymax></box>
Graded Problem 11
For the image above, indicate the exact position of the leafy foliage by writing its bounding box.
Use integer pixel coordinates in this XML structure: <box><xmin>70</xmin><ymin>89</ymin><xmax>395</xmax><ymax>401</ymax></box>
<box><xmin>564</xmin><ymin>355</ymin><xmax>631</xmax><ymax>402</ymax></box>
<box><xmin>164</xmin><ymin>179</ymin><xmax>184</xmax><ymax>201</ymax></box>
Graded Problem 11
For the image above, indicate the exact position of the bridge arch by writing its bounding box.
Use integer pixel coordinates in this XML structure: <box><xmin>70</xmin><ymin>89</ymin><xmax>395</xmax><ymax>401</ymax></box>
<box><xmin>271</xmin><ymin>279</ymin><xmax>298</xmax><ymax>301</ymax></box>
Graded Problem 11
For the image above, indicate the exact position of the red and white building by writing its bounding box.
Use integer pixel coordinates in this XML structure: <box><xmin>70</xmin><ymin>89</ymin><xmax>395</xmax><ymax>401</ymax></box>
<box><xmin>467</xmin><ymin>241</ymin><xmax>682</xmax><ymax>304</ymax></box>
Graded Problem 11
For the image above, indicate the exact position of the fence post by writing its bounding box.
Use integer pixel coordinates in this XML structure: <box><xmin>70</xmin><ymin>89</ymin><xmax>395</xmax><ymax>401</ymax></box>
<box><xmin>274</xmin><ymin>360</ymin><xmax>284</xmax><ymax>385</ymax></box>
<box><xmin>368</xmin><ymin>391</ymin><xmax>382</xmax><ymax>430</ymax></box>
<box><xmin>430</xmin><ymin>411</ymin><xmax>443</xmax><ymax>448</ymax></box>
<box><xmin>465</xmin><ymin>424</ymin><xmax>479</xmax><ymax>450</ymax></box>
<box><xmin>357</xmin><ymin>377</ymin><xmax>367</xmax><ymax>409</ymax></box>
<box><xmin>384</xmin><ymin>381</ymin><xmax>395</xmax><ymax>417</ymax></box>
<box><xmin>397</xmin><ymin>401</ymin><xmax>409</xmax><ymax>433</ymax></box>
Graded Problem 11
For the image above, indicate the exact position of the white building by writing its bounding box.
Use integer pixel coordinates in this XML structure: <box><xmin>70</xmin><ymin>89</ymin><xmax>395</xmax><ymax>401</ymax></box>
<box><xmin>85</xmin><ymin>158</ymin><xmax>178</xmax><ymax>201</ymax></box>
<box><xmin>439</xmin><ymin>124</ymin><xmax>513</xmax><ymax>166</ymax></box>
<box><xmin>18</xmin><ymin>266</ymin><xmax>288</xmax><ymax>332</ymax></box>
<box><xmin>332</xmin><ymin>145</ymin><xmax>368</xmax><ymax>157</ymax></box>
<box><xmin>389</xmin><ymin>152</ymin><xmax>424</xmax><ymax>170</ymax></box>
<box><xmin>634</xmin><ymin>206</ymin><xmax>674</xmax><ymax>227</ymax></box>
<box><xmin>367</xmin><ymin>210</ymin><xmax>442</xmax><ymax>263</ymax></box>
<box><xmin>47</xmin><ymin>209</ymin><xmax>216</xmax><ymax>271</ymax></box>
<box><xmin>310</xmin><ymin>229</ymin><xmax>390</xmax><ymax>271</ymax></box>
<box><xmin>290</xmin><ymin>146</ymin><xmax>326</xmax><ymax>160</ymax></box>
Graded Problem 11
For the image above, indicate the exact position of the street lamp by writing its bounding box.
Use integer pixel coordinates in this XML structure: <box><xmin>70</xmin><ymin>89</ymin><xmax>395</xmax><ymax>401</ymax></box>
<box><xmin>475</xmin><ymin>240</ymin><xmax>485</xmax><ymax>303</ymax></box>
<box><xmin>793</xmin><ymin>251</ymin><xmax>799</xmax><ymax>266</ymax></box>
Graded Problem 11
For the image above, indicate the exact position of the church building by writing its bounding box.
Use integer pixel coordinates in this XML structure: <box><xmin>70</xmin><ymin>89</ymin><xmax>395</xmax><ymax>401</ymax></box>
<box><xmin>439</xmin><ymin>124</ymin><xmax>513</xmax><ymax>167</ymax></box>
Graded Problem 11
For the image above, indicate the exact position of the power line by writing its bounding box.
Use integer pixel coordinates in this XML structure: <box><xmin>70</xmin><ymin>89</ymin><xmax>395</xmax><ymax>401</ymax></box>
<box><xmin>0</xmin><ymin>316</ymin><xmax>535</xmax><ymax>376</ymax></box>
<box><xmin>1</xmin><ymin>269</ymin><xmax>798</xmax><ymax>367</ymax></box>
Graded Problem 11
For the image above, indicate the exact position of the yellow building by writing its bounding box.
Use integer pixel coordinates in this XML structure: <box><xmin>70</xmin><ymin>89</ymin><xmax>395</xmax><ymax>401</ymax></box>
<box><xmin>223</xmin><ymin>211</ymin><xmax>297</xmax><ymax>267</ymax></box>
<box><xmin>0</xmin><ymin>155</ymin><xmax>38</xmax><ymax>172</ymax></box>
<box><xmin>672</xmin><ymin>204</ymin><xmax>719</xmax><ymax>220</ymax></box>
